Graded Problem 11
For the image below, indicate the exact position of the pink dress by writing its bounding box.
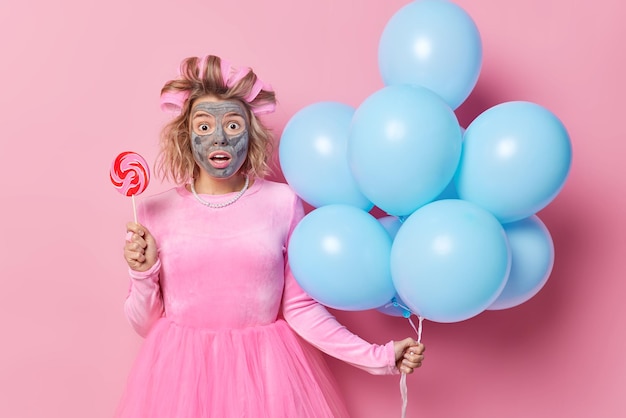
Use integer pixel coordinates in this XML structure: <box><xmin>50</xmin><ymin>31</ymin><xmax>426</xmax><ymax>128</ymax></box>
<box><xmin>115</xmin><ymin>179</ymin><xmax>398</xmax><ymax>418</ymax></box>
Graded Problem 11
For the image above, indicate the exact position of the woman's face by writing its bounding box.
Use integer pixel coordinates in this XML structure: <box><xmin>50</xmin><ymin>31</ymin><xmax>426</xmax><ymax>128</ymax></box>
<box><xmin>189</xmin><ymin>95</ymin><xmax>249</xmax><ymax>179</ymax></box>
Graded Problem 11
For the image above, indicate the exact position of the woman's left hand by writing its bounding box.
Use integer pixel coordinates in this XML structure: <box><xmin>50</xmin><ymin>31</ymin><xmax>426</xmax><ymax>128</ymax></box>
<box><xmin>394</xmin><ymin>339</ymin><xmax>425</xmax><ymax>374</ymax></box>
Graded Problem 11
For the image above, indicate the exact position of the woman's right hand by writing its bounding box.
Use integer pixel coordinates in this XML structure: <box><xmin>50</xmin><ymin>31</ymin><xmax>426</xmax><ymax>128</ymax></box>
<box><xmin>124</xmin><ymin>222</ymin><xmax>158</xmax><ymax>272</ymax></box>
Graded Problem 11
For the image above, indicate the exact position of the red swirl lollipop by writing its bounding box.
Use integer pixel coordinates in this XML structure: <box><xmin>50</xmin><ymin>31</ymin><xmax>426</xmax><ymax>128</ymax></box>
<box><xmin>110</xmin><ymin>151</ymin><xmax>150</xmax><ymax>222</ymax></box>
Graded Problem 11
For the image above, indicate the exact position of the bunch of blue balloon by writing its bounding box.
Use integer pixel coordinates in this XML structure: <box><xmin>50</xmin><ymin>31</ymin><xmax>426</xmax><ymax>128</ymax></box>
<box><xmin>280</xmin><ymin>0</ymin><xmax>572</xmax><ymax>323</ymax></box>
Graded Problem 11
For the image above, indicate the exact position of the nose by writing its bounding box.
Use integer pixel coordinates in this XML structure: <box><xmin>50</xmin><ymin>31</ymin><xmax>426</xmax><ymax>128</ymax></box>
<box><xmin>212</xmin><ymin>126</ymin><xmax>228</xmax><ymax>146</ymax></box>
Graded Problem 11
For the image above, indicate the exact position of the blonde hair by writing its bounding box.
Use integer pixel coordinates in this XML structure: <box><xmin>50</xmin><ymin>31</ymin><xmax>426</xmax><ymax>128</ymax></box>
<box><xmin>156</xmin><ymin>55</ymin><xmax>276</xmax><ymax>184</ymax></box>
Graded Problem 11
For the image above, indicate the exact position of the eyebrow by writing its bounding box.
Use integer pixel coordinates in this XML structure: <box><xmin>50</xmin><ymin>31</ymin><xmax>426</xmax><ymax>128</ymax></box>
<box><xmin>192</xmin><ymin>112</ymin><xmax>213</xmax><ymax>120</ymax></box>
<box><xmin>192</xmin><ymin>111</ymin><xmax>244</xmax><ymax>120</ymax></box>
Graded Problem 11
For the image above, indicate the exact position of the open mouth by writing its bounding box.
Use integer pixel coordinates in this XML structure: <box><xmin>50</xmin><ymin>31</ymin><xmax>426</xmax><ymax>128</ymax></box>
<box><xmin>208</xmin><ymin>151</ymin><xmax>232</xmax><ymax>169</ymax></box>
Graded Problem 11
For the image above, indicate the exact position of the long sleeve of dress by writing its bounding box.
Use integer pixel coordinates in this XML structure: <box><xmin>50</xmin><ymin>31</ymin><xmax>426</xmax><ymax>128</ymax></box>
<box><xmin>123</xmin><ymin>259</ymin><xmax>164</xmax><ymax>337</ymax></box>
<box><xmin>282</xmin><ymin>273</ymin><xmax>398</xmax><ymax>375</ymax></box>
<box><xmin>281</xmin><ymin>198</ymin><xmax>398</xmax><ymax>376</ymax></box>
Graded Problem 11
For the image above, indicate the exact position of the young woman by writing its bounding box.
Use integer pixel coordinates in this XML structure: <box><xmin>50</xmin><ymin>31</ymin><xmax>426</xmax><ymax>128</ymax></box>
<box><xmin>117</xmin><ymin>54</ymin><xmax>425</xmax><ymax>418</ymax></box>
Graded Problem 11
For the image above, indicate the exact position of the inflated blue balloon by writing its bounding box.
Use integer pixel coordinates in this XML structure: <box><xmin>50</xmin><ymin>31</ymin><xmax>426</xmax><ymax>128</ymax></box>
<box><xmin>279</xmin><ymin>102</ymin><xmax>373</xmax><ymax>210</ymax></box>
<box><xmin>349</xmin><ymin>84</ymin><xmax>462</xmax><ymax>217</ymax></box>
<box><xmin>288</xmin><ymin>204</ymin><xmax>396</xmax><ymax>311</ymax></box>
<box><xmin>378</xmin><ymin>0</ymin><xmax>482</xmax><ymax>110</ymax></box>
<box><xmin>455</xmin><ymin>101</ymin><xmax>572</xmax><ymax>223</ymax></box>
<box><xmin>374</xmin><ymin>215</ymin><xmax>415</xmax><ymax>318</ymax></box>
<box><xmin>489</xmin><ymin>215</ymin><xmax>554</xmax><ymax>310</ymax></box>
<box><xmin>391</xmin><ymin>199</ymin><xmax>511</xmax><ymax>323</ymax></box>
<box><xmin>378</xmin><ymin>215</ymin><xmax>403</xmax><ymax>240</ymax></box>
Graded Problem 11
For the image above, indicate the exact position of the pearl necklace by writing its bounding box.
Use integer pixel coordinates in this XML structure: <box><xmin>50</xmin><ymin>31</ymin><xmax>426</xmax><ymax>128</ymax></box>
<box><xmin>190</xmin><ymin>176</ymin><xmax>249</xmax><ymax>208</ymax></box>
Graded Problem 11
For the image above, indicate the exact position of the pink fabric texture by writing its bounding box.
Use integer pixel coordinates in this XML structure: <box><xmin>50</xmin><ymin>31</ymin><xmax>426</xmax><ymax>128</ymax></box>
<box><xmin>115</xmin><ymin>179</ymin><xmax>397</xmax><ymax>417</ymax></box>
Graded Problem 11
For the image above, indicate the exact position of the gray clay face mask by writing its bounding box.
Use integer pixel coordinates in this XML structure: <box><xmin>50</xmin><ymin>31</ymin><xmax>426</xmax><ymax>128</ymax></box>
<box><xmin>190</xmin><ymin>100</ymin><xmax>249</xmax><ymax>179</ymax></box>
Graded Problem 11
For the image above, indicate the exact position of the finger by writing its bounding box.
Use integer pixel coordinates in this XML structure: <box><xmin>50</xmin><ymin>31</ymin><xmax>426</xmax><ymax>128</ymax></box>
<box><xmin>405</xmin><ymin>349</ymin><xmax>425</xmax><ymax>360</ymax></box>
<box><xmin>400</xmin><ymin>364</ymin><xmax>413</xmax><ymax>374</ymax></box>
<box><xmin>127</xmin><ymin>257</ymin><xmax>146</xmax><ymax>270</ymax></box>
<box><xmin>127</xmin><ymin>257</ymin><xmax>146</xmax><ymax>268</ymax></box>
<box><xmin>126</xmin><ymin>222</ymin><xmax>146</xmax><ymax>237</ymax></box>
<box><xmin>404</xmin><ymin>361</ymin><xmax>423</xmax><ymax>371</ymax></box>
<box><xmin>127</xmin><ymin>260</ymin><xmax>142</xmax><ymax>270</ymax></box>
<box><xmin>125</xmin><ymin>249</ymin><xmax>146</xmax><ymax>263</ymax></box>
<box><xmin>403</xmin><ymin>355</ymin><xmax>423</xmax><ymax>366</ymax></box>
<box><xmin>403</xmin><ymin>353</ymin><xmax>424</xmax><ymax>370</ymax></box>
<box><xmin>401</xmin><ymin>363</ymin><xmax>415</xmax><ymax>374</ymax></box>
<box><xmin>125</xmin><ymin>239</ymin><xmax>147</xmax><ymax>253</ymax></box>
<box><xmin>404</xmin><ymin>354</ymin><xmax>424</xmax><ymax>366</ymax></box>
<box><xmin>125</xmin><ymin>228</ymin><xmax>144</xmax><ymax>245</ymax></box>
<box><xmin>407</xmin><ymin>343</ymin><xmax>425</xmax><ymax>356</ymax></box>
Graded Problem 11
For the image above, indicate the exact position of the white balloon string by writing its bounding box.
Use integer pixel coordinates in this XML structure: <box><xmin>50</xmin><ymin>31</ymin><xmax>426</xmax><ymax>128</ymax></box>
<box><xmin>413</xmin><ymin>315</ymin><xmax>424</xmax><ymax>344</ymax></box>
<box><xmin>400</xmin><ymin>315</ymin><xmax>424</xmax><ymax>418</ymax></box>
<box><xmin>400</xmin><ymin>373</ymin><xmax>408</xmax><ymax>418</ymax></box>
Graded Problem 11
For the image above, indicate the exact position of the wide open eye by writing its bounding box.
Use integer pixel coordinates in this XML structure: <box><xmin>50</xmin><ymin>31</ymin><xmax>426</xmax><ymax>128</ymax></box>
<box><xmin>191</xmin><ymin>111</ymin><xmax>216</xmax><ymax>135</ymax></box>
<box><xmin>224</xmin><ymin>114</ymin><xmax>246</xmax><ymax>134</ymax></box>
<box><xmin>194</xmin><ymin>120</ymin><xmax>214</xmax><ymax>135</ymax></box>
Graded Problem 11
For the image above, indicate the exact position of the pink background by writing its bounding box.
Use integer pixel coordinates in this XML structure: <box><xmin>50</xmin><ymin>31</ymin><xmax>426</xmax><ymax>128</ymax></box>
<box><xmin>0</xmin><ymin>0</ymin><xmax>623</xmax><ymax>417</ymax></box>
